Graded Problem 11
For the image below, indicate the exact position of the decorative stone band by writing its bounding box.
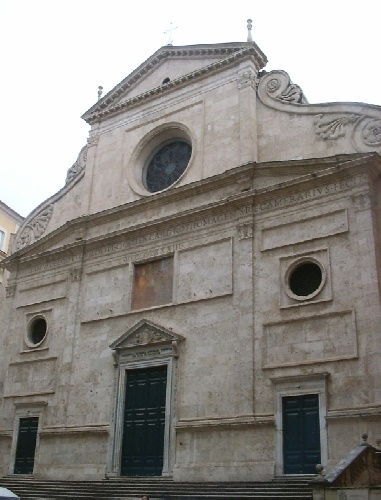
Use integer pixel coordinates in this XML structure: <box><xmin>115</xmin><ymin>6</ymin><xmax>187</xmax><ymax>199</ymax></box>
<box><xmin>258</xmin><ymin>70</ymin><xmax>381</xmax><ymax>154</ymax></box>
<box><xmin>16</xmin><ymin>204</ymin><xmax>54</xmax><ymax>250</ymax></box>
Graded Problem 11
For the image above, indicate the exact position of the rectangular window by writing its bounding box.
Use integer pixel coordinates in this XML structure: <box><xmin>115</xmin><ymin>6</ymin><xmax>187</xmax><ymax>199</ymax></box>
<box><xmin>0</xmin><ymin>230</ymin><xmax>5</xmax><ymax>251</ymax></box>
<box><xmin>132</xmin><ymin>256</ymin><xmax>173</xmax><ymax>310</ymax></box>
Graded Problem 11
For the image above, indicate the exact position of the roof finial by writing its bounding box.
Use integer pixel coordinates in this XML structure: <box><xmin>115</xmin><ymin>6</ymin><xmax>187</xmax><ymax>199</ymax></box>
<box><xmin>97</xmin><ymin>86</ymin><xmax>103</xmax><ymax>101</ymax></box>
<box><xmin>247</xmin><ymin>19</ymin><xmax>253</xmax><ymax>42</ymax></box>
<box><xmin>164</xmin><ymin>22</ymin><xmax>177</xmax><ymax>45</ymax></box>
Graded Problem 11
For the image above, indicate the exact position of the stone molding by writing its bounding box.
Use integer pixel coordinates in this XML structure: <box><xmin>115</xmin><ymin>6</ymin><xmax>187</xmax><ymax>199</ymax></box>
<box><xmin>258</xmin><ymin>70</ymin><xmax>381</xmax><ymax>154</ymax></box>
<box><xmin>40</xmin><ymin>424</ymin><xmax>109</xmax><ymax>436</ymax></box>
<box><xmin>176</xmin><ymin>415</ymin><xmax>274</xmax><ymax>431</ymax></box>
<box><xmin>83</xmin><ymin>44</ymin><xmax>267</xmax><ymax>124</ymax></box>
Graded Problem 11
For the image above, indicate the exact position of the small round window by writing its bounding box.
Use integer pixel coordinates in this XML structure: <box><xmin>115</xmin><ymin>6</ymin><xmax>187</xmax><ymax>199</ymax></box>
<box><xmin>144</xmin><ymin>139</ymin><xmax>192</xmax><ymax>193</ymax></box>
<box><xmin>27</xmin><ymin>316</ymin><xmax>48</xmax><ymax>347</ymax></box>
<box><xmin>286</xmin><ymin>259</ymin><xmax>326</xmax><ymax>301</ymax></box>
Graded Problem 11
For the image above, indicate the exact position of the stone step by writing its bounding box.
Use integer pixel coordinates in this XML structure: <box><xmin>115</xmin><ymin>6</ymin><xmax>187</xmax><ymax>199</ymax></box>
<box><xmin>0</xmin><ymin>477</ymin><xmax>313</xmax><ymax>499</ymax></box>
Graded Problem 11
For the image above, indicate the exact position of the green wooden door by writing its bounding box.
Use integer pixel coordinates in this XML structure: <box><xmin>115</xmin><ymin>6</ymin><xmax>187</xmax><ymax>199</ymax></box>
<box><xmin>121</xmin><ymin>365</ymin><xmax>167</xmax><ymax>476</ymax></box>
<box><xmin>14</xmin><ymin>417</ymin><xmax>39</xmax><ymax>474</ymax></box>
<box><xmin>283</xmin><ymin>394</ymin><xmax>321</xmax><ymax>474</ymax></box>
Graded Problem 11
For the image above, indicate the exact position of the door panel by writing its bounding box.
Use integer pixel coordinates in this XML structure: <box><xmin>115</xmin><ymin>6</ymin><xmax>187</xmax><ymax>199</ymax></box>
<box><xmin>121</xmin><ymin>365</ymin><xmax>167</xmax><ymax>476</ymax></box>
<box><xmin>283</xmin><ymin>394</ymin><xmax>321</xmax><ymax>474</ymax></box>
<box><xmin>14</xmin><ymin>417</ymin><xmax>39</xmax><ymax>474</ymax></box>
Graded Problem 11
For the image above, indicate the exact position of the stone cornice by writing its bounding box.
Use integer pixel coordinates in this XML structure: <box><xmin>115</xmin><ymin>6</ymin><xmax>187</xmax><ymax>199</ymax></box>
<box><xmin>3</xmin><ymin>153</ymin><xmax>379</xmax><ymax>270</ymax></box>
<box><xmin>82</xmin><ymin>43</ymin><xmax>267</xmax><ymax>124</ymax></box>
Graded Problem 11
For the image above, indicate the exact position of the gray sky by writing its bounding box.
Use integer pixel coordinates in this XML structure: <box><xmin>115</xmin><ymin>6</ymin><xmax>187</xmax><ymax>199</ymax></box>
<box><xmin>1</xmin><ymin>0</ymin><xmax>380</xmax><ymax>217</ymax></box>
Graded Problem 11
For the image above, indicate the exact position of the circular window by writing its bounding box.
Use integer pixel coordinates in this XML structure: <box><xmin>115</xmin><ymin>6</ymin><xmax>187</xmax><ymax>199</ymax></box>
<box><xmin>144</xmin><ymin>140</ymin><xmax>192</xmax><ymax>193</ymax></box>
<box><xmin>285</xmin><ymin>258</ymin><xmax>326</xmax><ymax>301</ymax></box>
<box><xmin>127</xmin><ymin>124</ymin><xmax>194</xmax><ymax>196</ymax></box>
<box><xmin>27</xmin><ymin>316</ymin><xmax>48</xmax><ymax>347</ymax></box>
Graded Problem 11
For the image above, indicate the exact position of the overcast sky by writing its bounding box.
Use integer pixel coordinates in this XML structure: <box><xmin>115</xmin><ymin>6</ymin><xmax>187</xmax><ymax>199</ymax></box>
<box><xmin>1</xmin><ymin>0</ymin><xmax>380</xmax><ymax>218</ymax></box>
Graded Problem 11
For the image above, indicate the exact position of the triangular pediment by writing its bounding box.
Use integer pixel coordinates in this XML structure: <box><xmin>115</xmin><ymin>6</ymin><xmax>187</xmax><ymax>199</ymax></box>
<box><xmin>82</xmin><ymin>42</ymin><xmax>267</xmax><ymax>124</ymax></box>
<box><xmin>110</xmin><ymin>319</ymin><xmax>185</xmax><ymax>351</ymax></box>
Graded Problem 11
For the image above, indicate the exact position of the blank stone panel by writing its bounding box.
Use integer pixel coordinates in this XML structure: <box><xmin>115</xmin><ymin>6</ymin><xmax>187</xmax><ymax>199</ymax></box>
<box><xmin>4</xmin><ymin>358</ymin><xmax>57</xmax><ymax>397</ymax></box>
<box><xmin>83</xmin><ymin>265</ymin><xmax>131</xmax><ymax>320</ymax></box>
<box><xmin>261</xmin><ymin>209</ymin><xmax>348</xmax><ymax>251</ymax></box>
<box><xmin>177</xmin><ymin>239</ymin><xmax>232</xmax><ymax>303</ymax></box>
<box><xmin>263</xmin><ymin>310</ymin><xmax>357</xmax><ymax>368</ymax></box>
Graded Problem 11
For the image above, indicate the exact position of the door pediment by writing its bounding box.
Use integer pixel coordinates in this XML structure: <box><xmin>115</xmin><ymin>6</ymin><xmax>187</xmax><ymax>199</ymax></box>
<box><xmin>110</xmin><ymin>319</ymin><xmax>185</xmax><ymax>352</ymax></box>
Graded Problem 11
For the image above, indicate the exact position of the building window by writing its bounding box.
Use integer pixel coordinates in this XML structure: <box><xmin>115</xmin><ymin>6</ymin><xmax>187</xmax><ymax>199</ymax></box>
<box><xmin>285</xmin><ymin>257</ymin><xmax>326</xmax><ymax>301</ymax></box>
<box><xmin>26</xmin><ymin>316</ymin><xmax>48</xmax><ymax>347</ymax></box>
<box><xmin>144</xmin><ymin>140</ymin><xmax>192</xmax><ymax>193</ymax></box>
<box><xmin>0</xmin><ymin>230</ymin><xmax>5</xmax><ymax>251</ymax></box>
<box><xmin>132</xmin><ymin>257</ymin><xmax>174</xmax><ymax>310</ymax></box>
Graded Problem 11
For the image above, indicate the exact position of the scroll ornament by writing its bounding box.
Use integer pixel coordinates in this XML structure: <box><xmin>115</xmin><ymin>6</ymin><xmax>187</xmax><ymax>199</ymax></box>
<box><xmin>266</xmin><ymin>76</ymin><xmax>307</xmax><ymax>104</ymax></box>
<box><xmin>314</xmin><ymin>114</ymin><xmax>360</xmax><ymax>140</ymax></box>
<box><xmin>315</xmin><ymin>115</ymin><xmax>381</xmax><ymax>152</ymax></box>
<box><xmin>65</xmin><ymin>145</ymin><xmax>88</xmax><ymax>184</ymax></box>
<box><xmin>16</xmin><ymin>205</ymin><xmax>54</xmax><ymax>250</ymax></box>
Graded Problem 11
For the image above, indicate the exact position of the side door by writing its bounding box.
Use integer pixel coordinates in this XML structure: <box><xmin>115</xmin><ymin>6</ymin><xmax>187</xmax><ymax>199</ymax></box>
<box><xmin>14</xmin><ymin>417</ymin><xmax>39</xmax><ymax>474</ymax></box>
<box><xmin>283</xmin><ymin>394</ymin><xmax>321</xmax><ymax>474</ymax></box>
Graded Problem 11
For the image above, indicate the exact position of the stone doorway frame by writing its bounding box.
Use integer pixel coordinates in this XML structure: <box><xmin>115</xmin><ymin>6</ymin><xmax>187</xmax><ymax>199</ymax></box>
<box><xmin>271</xmin><ymin>373</ymin><xmax>329</xmax><ymax>476</ymax></box>
<box><xmin>107</xmin><ymin>319</ymin><xmax>185</xmax><ymax>477</ymax></box>
<box><xmin>8</xmin><ymin>401</ymin><xmax>47</xmax><ymax>476</ymax></box>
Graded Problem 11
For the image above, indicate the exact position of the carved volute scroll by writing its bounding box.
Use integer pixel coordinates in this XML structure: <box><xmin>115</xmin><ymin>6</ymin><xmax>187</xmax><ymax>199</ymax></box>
<box><xmin>65</xmin><ymin>145</ymin><xmax>88</xmax><ymax>184</ymax></box>
<box><xmin>16</xmin><ymin>205</ymin><xmax>54</xmax><ymax>250</ymax></box>
<box><xmin>259</xmin><ymin>70</ymin><xmax>308</xmax><ymax>105</ymax></box>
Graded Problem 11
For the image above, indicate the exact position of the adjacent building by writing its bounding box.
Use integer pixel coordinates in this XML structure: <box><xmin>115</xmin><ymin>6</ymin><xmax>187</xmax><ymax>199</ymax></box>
<box><xmin>0</xmin><ymin>32</ymin><xmax>380</xmax><ymax>482</ymax></box>
<box><xmin>0</xmin><ymin>201</ymin><xmax>23</xmax><ymax>284</ymax></box>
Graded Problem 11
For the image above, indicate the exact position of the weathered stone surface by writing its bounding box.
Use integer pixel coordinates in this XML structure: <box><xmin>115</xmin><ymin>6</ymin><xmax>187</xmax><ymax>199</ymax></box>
<box><xmin>1</xmin><ymin>39</ymin><xmax>380</xmax><ymax>483</ymax></box>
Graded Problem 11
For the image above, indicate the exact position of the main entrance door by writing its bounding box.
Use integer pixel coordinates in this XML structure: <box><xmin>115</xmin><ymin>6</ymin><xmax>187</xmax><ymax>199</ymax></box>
<box><xmin>283</xmin><ymin>394</ymin><xmax>321</xmax><ymax>474</ymax></box>
<box><xmin>121</xmin><ymin>365</ymin><xmax>167</xmax><ymax>476</ymax></box>
<box><xmin>14</xmin><ymin>417</ymin><xmax>39</xmax><ymax>474</ymax></box>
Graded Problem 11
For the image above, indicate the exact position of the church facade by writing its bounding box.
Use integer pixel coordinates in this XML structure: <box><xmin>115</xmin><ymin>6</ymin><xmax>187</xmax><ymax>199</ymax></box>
<box><xmin>1</xmin><ymin>35</ymin><xmax>381</xmax><ymax>482</ymax></box>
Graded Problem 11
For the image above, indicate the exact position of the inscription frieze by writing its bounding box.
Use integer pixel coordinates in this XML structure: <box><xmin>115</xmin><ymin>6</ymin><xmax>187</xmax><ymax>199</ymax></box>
<box><xmin>253</xmin><ymin>174</ymin><xmax>367</xmax><ymax>214</ymax></box>
<box><xmin>87</xmin><ymin>209</ymin><xmax>250</xmax><ymax>260</ymax></box>
<box><xmin>18</xmin><ymin>255</ymin><xmax>81</xmax><ymax>278</ymax></box>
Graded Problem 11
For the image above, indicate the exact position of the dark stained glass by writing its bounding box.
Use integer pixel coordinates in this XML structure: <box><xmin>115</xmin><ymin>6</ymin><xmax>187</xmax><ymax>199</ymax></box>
<box><xmin>145</xmin><ymin>140</ymin><xmax>192</xmax><ymax>192</ymax></box>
